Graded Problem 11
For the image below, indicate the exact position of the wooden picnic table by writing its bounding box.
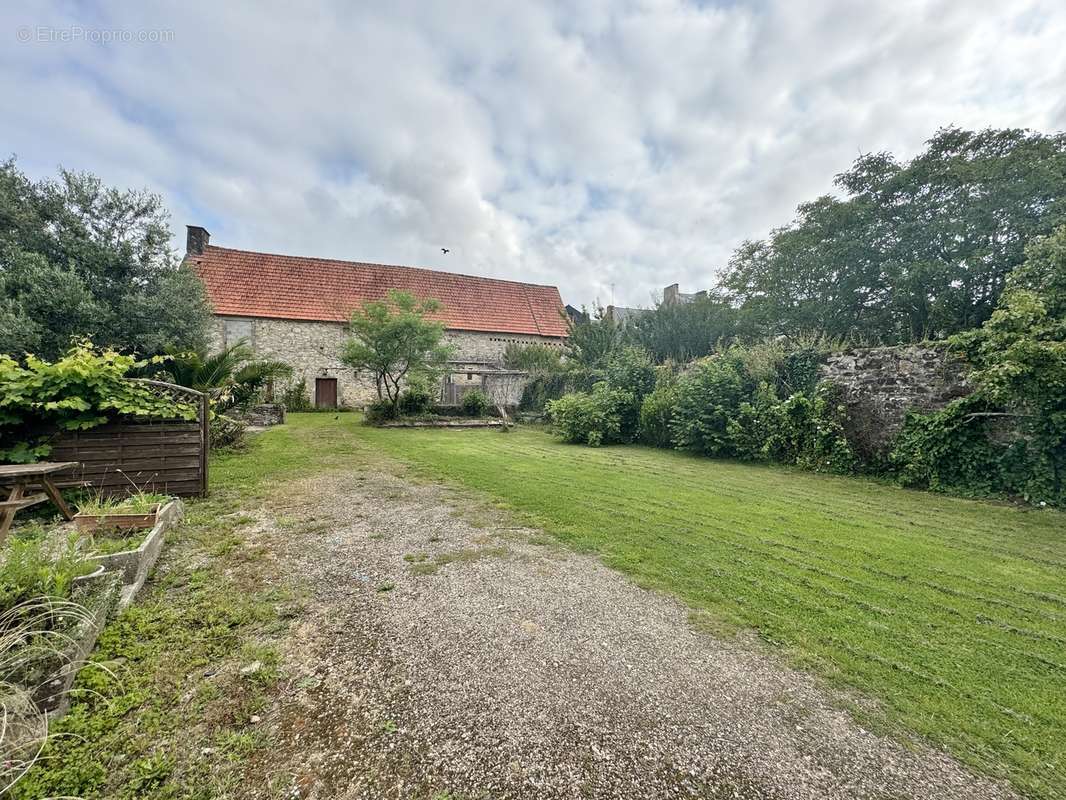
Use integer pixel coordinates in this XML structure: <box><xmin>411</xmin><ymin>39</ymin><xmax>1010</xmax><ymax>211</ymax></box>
<box><xmin>0</xmin><ymin>462</ymin><xmax>79</xmax><ymax>542</ymax></box>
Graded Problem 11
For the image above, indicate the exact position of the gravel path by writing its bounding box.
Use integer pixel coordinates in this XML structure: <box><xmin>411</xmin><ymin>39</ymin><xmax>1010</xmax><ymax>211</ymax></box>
<box><xmin>249</xmin><ymin>468</ymin><xmax>1018</xmax><ymax>800</ymax></box>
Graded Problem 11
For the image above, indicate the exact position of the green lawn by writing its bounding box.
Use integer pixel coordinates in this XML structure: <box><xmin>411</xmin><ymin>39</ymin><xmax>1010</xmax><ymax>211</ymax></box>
<box><xmin>339</xmin><ymin>415</ymin><xmax>1066</xmax><ymax>799</ymax></box>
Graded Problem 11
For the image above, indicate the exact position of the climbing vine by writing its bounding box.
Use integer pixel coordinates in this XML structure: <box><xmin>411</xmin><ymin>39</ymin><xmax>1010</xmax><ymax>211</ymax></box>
<box><xmin>0</xmin><ymin>342</ymin><xmax>197</xmax><ymax>463</ymax></box>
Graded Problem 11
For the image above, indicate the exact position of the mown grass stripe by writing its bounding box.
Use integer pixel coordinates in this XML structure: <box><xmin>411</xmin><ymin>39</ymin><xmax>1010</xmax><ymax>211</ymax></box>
<box><xmin>341</xmin><ymin>419</ymin><xmax>1066</xmax><ymax>798</ymax></box>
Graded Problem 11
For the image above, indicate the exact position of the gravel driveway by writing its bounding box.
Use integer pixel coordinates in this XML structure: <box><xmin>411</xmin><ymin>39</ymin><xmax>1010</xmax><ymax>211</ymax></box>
<box><xmin>247</xmin><ymin>468</ymin><xmax>1018</xmax><ymax>800</ymax></box>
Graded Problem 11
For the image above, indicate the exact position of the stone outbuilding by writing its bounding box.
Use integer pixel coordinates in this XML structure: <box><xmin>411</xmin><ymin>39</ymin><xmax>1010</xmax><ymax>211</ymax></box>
<box><xmin>185</xmin><ymin>226</ymin><xmax>568</xmax><ymax>408</ymax></box>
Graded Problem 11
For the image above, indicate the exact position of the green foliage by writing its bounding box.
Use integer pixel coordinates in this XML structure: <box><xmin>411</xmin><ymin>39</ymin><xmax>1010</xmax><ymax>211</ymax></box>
<box><xmin>638</xmin><ymin>376</ymin><xmax>679</xmax><ymax>447</ymax></box>
<box><xmin>341</xmin><ymin>290</ymin><xmax>454</xmax><ymax>411</ymax></box>
<box><xmin>546</xmin><ymin>346</ymin><xmax>655</xmax><ymax>444</ymax></box>
<box><xmin>0</xmin><ymin>159</ymin><xmax>211</xmax><ymax>359</ymax></box>
<box><xmin>604</xmin><ymin>346</ymin><xmax>656</xmax><ymax>399</ymax></box>
<box><xmin>603</xmin><ymin>346</ymin><xmax>654</xmax><ymax>439</ymax></box>
<box><xmin>565</xmin><ymin>309</ymin><xmax>620</xmax><ymax>372</ymax></box>
<box><xmin>210</xmin><ymin>414</ymin><xmax>248</xmax><ymax>452</ymax></box>
<box><xmin>626</xmin><ymin>294</ymin><xmax>737</xmax><ymax>362</ymax></box>
<box><xmin>723</xmin><ymin>127</ymin><xmax>1066</xmax><ymax>343</ymax></box>
<box><xmin>0</xmin><ymin>535</ymin><xmax>92</xmax><ymax>615</ymax></box>
<box><xmin>0</xmin><ymin>342</ymin><xmax>198</xmax><ymax>462</ymax></box>
<box><xmin>554</xmin><ymin>340</ymin><xmax>854</xmax><ymax>475</ymax></box>
<box><xmin>546</xmin><ymin>385</ymin><xmax>633</xmax><ymax>446</ymax></box>
<box><xmin>892</xmin><ymin>224</ymin><xmax>1066</xmax><ymax>504</ymax></box>
<box><xmin>459</xmin><ymin>389</ymin><xmax>491</xmax><ymax>417</ymax></box>
<box><xmin>670</xmin><ymin>355</ymin><xmax>754</xmax><ymax>456</ymax></box>
<box><xmin>890</xmin><ymin>396</ymin><xmax>1010</xmax><ymax>497</ymax></box>
<box><xmin>518</xmin><ymin>372</ymin><xmax>569</xmax><ymax>412</ymax></box>
<box><xmin>278</xmin><ymin>377</ymin><xmax>313</xmax><ymax>412</ymax></box>
<box><xmin>399</xmin><ymin>382</ymin><xmax>435</xmax><ymax>416</ymax></box>
<box><xmin>76</xmin><ymin>491</ymin><xmax>170</xmax><ymax>516</ymax></box>
<box><xmin>163</xmin><ymin>341</ymin><xmax>291</xmax><ymax>412</ymax></box>
<box><xmin>503</xmin><ymin>342</ymin><xmax>564</xmax><ymax>373</ymax></box>
<box><xmin>364</xmin><ymin>399</ymin><xmax>399</xmax><ymax>425</ymax></box>
<box><xmin>764</xmin><ymin>383</ymin><xmax>856</xmax><ymax>473</ymax></box>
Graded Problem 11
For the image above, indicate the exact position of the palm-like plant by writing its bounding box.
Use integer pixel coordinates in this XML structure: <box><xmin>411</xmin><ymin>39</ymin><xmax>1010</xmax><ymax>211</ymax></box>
<box><xmin>165</xmin><ymin>341</ymin><xmax>292</xmax><ymax>410</ymax></box>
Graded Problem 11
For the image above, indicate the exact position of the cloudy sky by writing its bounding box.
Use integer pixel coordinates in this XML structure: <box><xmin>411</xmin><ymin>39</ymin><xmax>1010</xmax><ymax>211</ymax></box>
<box><xmin>3</xmin><ymin>1</ymin><xmax>1066</xmax><ymax>308</ymax></box>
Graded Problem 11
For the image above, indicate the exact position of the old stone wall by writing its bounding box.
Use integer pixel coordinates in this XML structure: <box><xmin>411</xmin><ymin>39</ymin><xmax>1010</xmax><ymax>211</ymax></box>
<box><xmin>820</xmin><ymin>344</ymin><xmax>972</xmax><ymax>455</ymax></box>
<box><xmin>210</xmin><ymin>316</ymin><xmax>561</xmax><ymax>407</ymax></box>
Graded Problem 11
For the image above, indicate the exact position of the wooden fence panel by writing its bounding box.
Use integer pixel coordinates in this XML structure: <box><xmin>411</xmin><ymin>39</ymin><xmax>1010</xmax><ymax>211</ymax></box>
<box><xmin>50</xmin><ymin>413</ymin><xmax>209</xmax><ymax>497</ymax></box>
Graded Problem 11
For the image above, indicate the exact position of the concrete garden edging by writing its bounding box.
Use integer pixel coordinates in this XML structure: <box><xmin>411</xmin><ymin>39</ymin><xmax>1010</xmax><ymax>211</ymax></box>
<box><xmin>89</xmin><ymin>498</ymin><xmax>184</xmax><ymax>610</ymax></box>
<box><xmin>378</xmin><ymin>419</ymin><xmax>505</xmax><ymax>429</ymax></box>
<box><xmin>33</xmin><ymin>571</ymin><xmax>121</xmax><ymax>717</ymax></box>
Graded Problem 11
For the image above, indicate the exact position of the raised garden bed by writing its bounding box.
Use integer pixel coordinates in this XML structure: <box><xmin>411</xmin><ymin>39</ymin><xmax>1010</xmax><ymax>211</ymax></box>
<box><xmin>87</xmin><ymin>498</ymin><xmax>183</xmax><ymax>609</ymax></box>
<box><xmin>73</xmin><ymin>492</ymin><xmax>171</xmax><ymax>534</ymax></box>
<box><xmin>378</xmin><ymin>419</ymin><xmax>506</xmax><ymax>429</ymax></box>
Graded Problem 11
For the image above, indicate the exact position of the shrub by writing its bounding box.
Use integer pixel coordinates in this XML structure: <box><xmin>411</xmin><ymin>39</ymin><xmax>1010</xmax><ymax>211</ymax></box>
<box><xmin>399</xmin><ymin>383</ymin><xmax>434</xmax><ymax>416</ymax></box>
<box><xmin>778</xmin><ymin>346</ymin><xmax>824</xmax><ymax>396</ymax></box>
<box><xmin>769</xmin><ymin>383</ymin><xmax>856</xmax><ymax>473</ymax></box>
<box><xmin>364</xmin><ymin>399</ymin><xmax>398</xmax><ymax>425</ymax></box>
<box><xmin>894</xmin><ymin>224</ymin><xmax>1066</xmax><ymax>505</ymax></box>
<box><xmin>724</xmin><ymin>383</ymin><xmax>780</xmax><ymax>460</ymax></box>
<box><xmin>546</xmin><ymin>385</ymin><xmax>631</xmax><ymax>446</ymax></box>
<box><xmin>519</xmin><ymin>373</ymin><xmax>569</xmax><ymax>412</ymax></box>
<box><xmin>638</xmin><ymin>382</ymin><xmax>679</xmax><ymax>447</ymax></box>
<box><xmin>602</xmin><ymin>346</ymin><xmax>654</xmax><ymax>440</ymax></box>
<box><xmin>279</xmin><ymin>378</ymin><xmax>313</xmax><ymax>412</ymax></box>
<box><xmin>460</xmin><ymin>390</ymin><xmax>492</xmax><ymax>417</ymax></box>
<box><xmin>605</xmin><ymin>346</ymin><xmax>656</xmax><ymax>399</ymax></box>
<box><xmin>670</xmin><ymin>355</ymin><xmax>753</xmax><ymax>456</ymax></box>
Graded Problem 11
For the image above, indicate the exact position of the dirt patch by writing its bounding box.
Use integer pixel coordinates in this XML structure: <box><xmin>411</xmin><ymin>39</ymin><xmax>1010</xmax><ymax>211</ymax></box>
<box><xmin>241</xmin><ymin>469</ymin><xmax>1018</xmax><ymax>800</ymax></box>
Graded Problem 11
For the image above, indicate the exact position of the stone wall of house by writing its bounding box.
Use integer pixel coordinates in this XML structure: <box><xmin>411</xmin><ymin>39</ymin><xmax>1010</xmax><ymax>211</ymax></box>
<box><xmin>210</xmin><ymin>316</ymin><xmax>561</xmax><ymax>407</ymax></box>
<box><xmin>820</xmin><ymin>343</ymin><xmax>972</xmax><ymax>455</ymax></box>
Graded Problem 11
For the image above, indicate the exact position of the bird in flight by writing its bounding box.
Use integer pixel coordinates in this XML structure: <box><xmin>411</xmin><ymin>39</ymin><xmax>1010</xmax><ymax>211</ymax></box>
<box><xmin>441</xmin><ymin>248</ymin><xmax>450</xmax><ymax>254</ymax></box>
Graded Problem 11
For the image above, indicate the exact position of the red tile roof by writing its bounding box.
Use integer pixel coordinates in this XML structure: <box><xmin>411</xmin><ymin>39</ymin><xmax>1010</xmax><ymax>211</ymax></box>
<box><xmin>189</xmin><ymin>245</ymin><xmax>569</xmax><ymax>338</ymax></box>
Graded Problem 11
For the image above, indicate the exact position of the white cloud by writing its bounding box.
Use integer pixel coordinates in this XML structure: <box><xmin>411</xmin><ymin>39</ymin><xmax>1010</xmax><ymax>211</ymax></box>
<box><xmin>2</xmin><ymin>0</ymin><xmax>1065</xmax><ymax>307</ymax></box>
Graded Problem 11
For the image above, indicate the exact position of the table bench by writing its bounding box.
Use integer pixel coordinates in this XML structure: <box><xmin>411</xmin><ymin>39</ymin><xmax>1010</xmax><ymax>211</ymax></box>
<box><xmin>0</xmin><ymin>462</ymin><xmax>79</xmax><ymax>542</ymax></box>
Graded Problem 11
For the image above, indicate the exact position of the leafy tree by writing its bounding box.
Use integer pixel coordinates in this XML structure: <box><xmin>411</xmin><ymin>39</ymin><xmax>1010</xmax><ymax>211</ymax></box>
<box><xmin>0</xmin><ymin>158</ymin><xmax>211</xmax><ymax>359</ymax></box>
<box><xmin>341</xmin><ymin>290</ymin><xmax>454</xmax><ymax>412</ymax></box>
<box><xmin>565</xmin><ymin>307</ymin><xmax>621</xmax><ymax>373</ymax></box>
<box><xmin>722</xmin><ymin>127</ymin><xmax>1066</xmax><ymax>343</ymax></box>
<box><xmin>626</xmin><ymin>293</ymin><xmax>738</xmax><ymax>362</ymax></box>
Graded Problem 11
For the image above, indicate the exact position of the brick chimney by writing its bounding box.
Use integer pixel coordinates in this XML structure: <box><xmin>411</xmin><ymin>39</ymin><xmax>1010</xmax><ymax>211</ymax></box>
<box><xmin>186</xmin><ymin>225</ymin><xmax>210</xmax><ymax>255</ymax></box>
<box><xmin>663</xmin><ymin>283</ymin><xmax>680</xmax><ymax>305</ymax></box>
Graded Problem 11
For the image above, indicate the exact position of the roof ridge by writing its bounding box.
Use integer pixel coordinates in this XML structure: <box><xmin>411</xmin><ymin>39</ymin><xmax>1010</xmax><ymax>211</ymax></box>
<box><xmin>203</xmin><ymin>244</ymin><xmax>557</xmax><ymax>291</ymax></box>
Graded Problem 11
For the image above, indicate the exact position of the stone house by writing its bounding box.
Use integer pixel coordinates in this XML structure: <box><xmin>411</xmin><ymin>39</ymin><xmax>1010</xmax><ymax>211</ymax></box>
<box><xmin>185</xmin><ymin>226</ymin><xmax>568</xmax><ymax>408</ymax></box>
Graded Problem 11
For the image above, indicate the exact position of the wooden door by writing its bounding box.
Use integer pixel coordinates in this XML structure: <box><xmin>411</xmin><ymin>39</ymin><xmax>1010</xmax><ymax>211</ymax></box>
<box><xmin>315</xmin><ymin>377</ymin><xmax>338</xmax><ymax>409</ymax></box>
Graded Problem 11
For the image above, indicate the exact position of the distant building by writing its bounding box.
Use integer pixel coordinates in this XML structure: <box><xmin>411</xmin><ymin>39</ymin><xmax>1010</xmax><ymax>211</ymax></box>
<box><xmin>605</xmin><ymin>283</ymin><xmax>707</xmax><ymax>323</ymax></box>
<box><xmin>186</xmin><ymin>225</ymin><xmax>568</xmax><ymax>408</ymax></box>
<box><xmin>564</xmin><ymin>304</ymin><xmax>589</xmax><ymax>325</ymax></box>
<box><xmin>663</xmin><ymin>283</ymin><xmax>708</xmax><ymax>305</ymax></box>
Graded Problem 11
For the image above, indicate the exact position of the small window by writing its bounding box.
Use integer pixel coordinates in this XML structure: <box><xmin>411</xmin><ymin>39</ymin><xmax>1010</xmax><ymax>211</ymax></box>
<box><xmin>223</xmin><ymin>318</ymin><xmax>253</xmax><ymax>347</ymax></box>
